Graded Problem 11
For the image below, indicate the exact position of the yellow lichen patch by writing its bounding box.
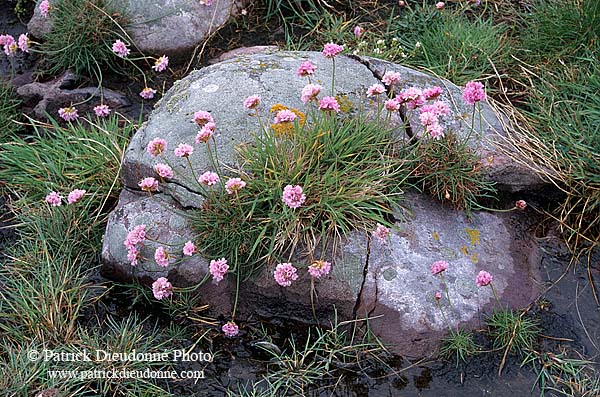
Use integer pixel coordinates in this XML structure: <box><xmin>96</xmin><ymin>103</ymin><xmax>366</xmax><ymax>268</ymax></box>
<box><xmin>460</xmin><ymin>245</ymin><xmax>468</xmax><ymax>256</ymax></box>
<box><xmin>470</xmin><ymin>253</ymin><xmax>478</xmax><ymax>263</ymax></box>
<box><xmin>465</xmin><ymin>228</ymin><xmax>481</xmax><ymax>246</ymax></box>
<box><xmin>432</xmin><ymin>231</ymin><xmax>440</xmax><ymax>241</ymax></box>
<box><xmin>335</xmin><ymin>94</ymin><xmax>354</xmax><ymax>113</ymax></box>
<box><xmin>269</xmin><ymin>104</ymin><xmax>306</xmax><ymax>137</ymax></box>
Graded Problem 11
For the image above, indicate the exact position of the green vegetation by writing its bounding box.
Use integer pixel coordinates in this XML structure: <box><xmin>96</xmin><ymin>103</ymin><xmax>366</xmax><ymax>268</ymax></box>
<box><xmin>440</xmin><ymin>329</ymin><xmax>478</xmax><ymax>368</ymax></box>
<box><xmin>0</xmin><ymin>83</ymin><xmax>22</xmax><ymax>140</ymax></box>
<box><xmin>486</xmin><ymin>310</ymin><xmax>540</xmax><ymax>355</ymax></box>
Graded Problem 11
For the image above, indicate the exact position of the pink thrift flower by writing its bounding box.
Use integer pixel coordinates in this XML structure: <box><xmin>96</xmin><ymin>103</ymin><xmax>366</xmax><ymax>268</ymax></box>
<box><xmin>225</xmin><ymin>178</ymin><xmax>246</xmax><ymax>194</ymax></box>
<box><xmin>322</xmin><ymin>43</ymin><xmax>344</xmax><ymax>58</ymax></box>
<box><xmin>301</xmin><ymin>84</ymin><xmax>322</xmax><ymax>103</ymax></box>
<box><xmin>195</xmin><ymin>122</ymin><xmax>216</xmax><ymax>143</ymax></box>
<box><xmin>93</xmin><ymin>104</ymin><xmax>111</xmax><ymax>117</ymax></box>
<box><xmin>428</xmin><ymin>123</ymin><xmax>445</xmax><ymax>140</ymax></box>
<box><xmin>152</xmin><ymin>55</ymin><xmax>169</xmax><ymax>72</ymax></box>
<box><xmin>308</xmin><ymin>260</ymin><xmax>331</xmax><ymax>279</ymax></box>
<box><xmin>209</xmin><ymin>258</ymin><xmax>229</xmax><ymax>283</ymax></box>
<box><xmin>124</xmin><ymin>225</ymin><xmax>146</xmax><ymax>266</ymax></box>
<box><xmin>154</xmin><ymin>163</ymin><xmax>173</xmax><ymax>179</ymax></box>
<box><xmin>243</xmin><ymin>95</ymin><xmax>261</xmax><ymax>110</ymax></box>
<box><xmin>17</xmin><ymin>34</ymin><xmax>30</xmax><ymax>53</ymax></box>
<box><xmin>318</xmin><ymin>96</ymin><xmax>340</xmax><ymax>113</ymax></box>
<box><xmin>515</xmin><ymin>200</ymin><xmax>527</xmax><ymax>210</ymax></box>
<box><xmin>198</xmin><ymin>171</ymin><xmax>220</xmax><ymax>186</ymax></box>
<box><xmin>154</xmin><ymin>246</ymin><xmax>170</xmax><ymax>267</ymax></box>
<box><xmin>432</xmin><ymin>100</ymin><xmax>451</xmax><ymax>116</ymax></box>
<box><xmin>139</xmin><ymin>177</ymin><xmax>159</xmax><ymax>192</ymax></box>
<box><xmin>282</xmin><ymin>184</ymin><xmax>306</xmax><ymax>209</ymax></box>
<box><xmin>193</xmin><ymin>110</ymin><xmax>214</xmax><ymax>126</ymax></box>
<box><xmin>146</xmin><ymin>138</ymin><xmax>167</xmax><ymax>157</ymax></box>
<box><xmin>382</xmin><ymin>71</ymin><xmax>401</xmax><ymax>86</ymax></box>
<box><xmin>45</xmin><ymin>191</ymin><xmax>62</xmax><ymax>206</ymax></box>
<box><xmin>436</xmin><ymin>2</ymin><xmax>445</xmax><ymax>9</ymax></box>
<box><xmin>183</xmin><ymin>241</ymin><xmax>196</xmax><ymax>256</ymax></box>
<box><xmin>58</xmin><ymin>107</ymin><xmax>78</xmax><ymax>122</ymax></box>
<box><xmin>39</xmin><ymin>0</ymin><xmax>50</xmax><ymax>17</ymax></box>
<box><xmin>112</xmin><ymin>39</ymin><xmax>130</xmax><ymax>58</ymax></box>
<box><xmin>476</xmin><ymin>270</ymin><xmax>493</xmax><ymax>287</ymax></box>
<box><xmin>274</xmin><ymin>263</ymin><xmax>298</xmax><ymax>287</ymax></box>
<box><xmin>430</xmin><ymin>260</ymin><xmax>449</xmax><ymax>275</ymax></box>
<box><xmin>140</xmin><ymin>87</ymin><xmax>157</xmax><ymax>99</ymax></box>
<box><xmin>274</xmin><ymin>109</ymin><xmax>297</xmax><ymax>124</ymax></box>
<box><xmin>372</xmin><ymin>224</ymin><xmax>390</xmax><ymax>242</ymax></box>
<box><xmin>399</xmin><ymin>87</ymin><xmax>425</xmax><ymax>109</ymax></box>
<box><xmin>419</xmin><ymin>111</ymin><xmax>438</xmax><ymax>127</ymax></box>
<box><xmin>174</xmin><ymin>143</ymin><xmax>194</xmax><ymax>157</ymax></box>
<box><xmin>152</xmin><ymin>277</ymin><xmax>173</xmax><ymax>300</ymax></box>
<box><xmin>398</xmin><ymin>0</ymin><xmax>406</xmax><ymax>6</ymax></box>
<box><xmin>222</xmin><ymin>321</ymin><xmax>239</xmax><ymax>337</ymax></box>
<box><xmin>423</xmin><ymin>86</ymin><xmax>443</xmax><ymax>100</ymax></box>
<box><xmin>385</xmin><ymin>98</ymin><xmax>400</xmax><ymax>112</ymax></box>
<box><xmin>297</xmin><ymin>61</ymin><xmax>316</xmax><ymax>77</ymax></box>
<box><xmin>435</xmin><ymin>292</ymin><xmax>442</xmax><ymax>300</ymax></box>
<box><xmin>67</xmin><ymin>189</ymin><xmax>86</xmax><ymax>204</ymax></box>
<box><xmin>353</xmin><ymin>26</ymin><xmax>364</xmax><ymax>38</ymax></box>
<box><xmin>462</xmin><ymin>81</ymin><xmax>486</xmax><ymax>105</ymax></box>
<box><xmin>0</xmin><ymin>35</ymin><xmax>14</xmax><ymax>46</ymax></box>
<box><xmin>367</xmin><ymin>84</ymin><xmax>386</xmax><ymax>97</ymax></box>
<box><xmin>127</xmin><ymin>248</ymin><xmax>139</xmax><ymax>267</ymax></box>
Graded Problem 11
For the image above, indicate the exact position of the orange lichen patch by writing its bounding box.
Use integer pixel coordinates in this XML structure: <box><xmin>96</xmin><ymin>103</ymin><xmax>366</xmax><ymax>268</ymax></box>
<box><xmin>432</xmin><ymin>231</ymin><xmax>440</xmax><ymax>241</ymax></box>
<box><xmin>460</xmin><ymin>245</ymin><xmax>469</xmax><ymax>256</ymax></box>
<box><xmin>465</xmin><ymin>228</ymin><xmax>481</xmax><ymax>246</ymax></box>
<box><xmin>336</xmin><ymin>94</ymin><xmax>353</xmax><ymax>113</ymax></box>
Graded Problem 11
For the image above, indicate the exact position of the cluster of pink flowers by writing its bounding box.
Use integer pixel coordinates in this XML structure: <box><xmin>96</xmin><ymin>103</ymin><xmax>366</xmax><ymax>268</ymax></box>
<box><xmin>515</xmin><ymin>200</ymin><xmax>527</xmax><ymax>210</ymax></box>
<box><xmin>45</xmin><ymin>188</ymin><xmax>86</xmax><ymax>207</ymax></box>
<box><xmin>243</xmin><ymin>95</ymin><xmax>261</xmax><ymax>110</ymax></box>
<box><xmin>154</xmin><ymin>163</ymin><xmax>174</xmax><ymax>179</ymax></box>
<box><xmin>476</xmin><ymin>270</ymin><xmax>493</xmax><ymax>287</ymax></box>
<box><xmin>301</xmin><ymin>84</ymin><xmax>322</xmax><ymax>103</ymax></box>
<box><xmin>225</xmin><ymin>178</ymin><xmax>246</xmax><ymax>195</ymax></box>
<box><xmin>385</xmin><ymin>98</ymin><xmax>400</xmax><ymax>112</ymax></box>
<box><xmin>138</xmin><ymin>176</ymin><xmax>159</xmax><ymax>192</ymax></box>
<box><xmin>436</xmin><ymin>1</ymin><xmax>445</xmax><ymax>9</ymax></box>
<box><xmin>297</xmin><ymin>61</ymin><xmax>316</xmax><ymax>77</ymax></box>
<box><xmin>353</xmin><ymin>26</ymin><xmax>364</xmax><ymax>38</ymax></box>
<box><xmin>124</xmin><ymin>224</ymin><xmax>146</xmax><ymax>266</ymax></box>
<box><xmin>67</xmin><ymin>189</ymin><xmax>86</xmax><ymax>204</ymax></box>
<box><xmin>308</xmin><ymin>260</ymin><xmax>331</xmax><ymax>279</ymax></box>
<box><xmin>367</xmin><ymin>84</ymin><xmax>386</xmax><ymax>97</ymax></box>
<box><xmin>140</xmin><ymin>87</ymin><xmax>157</xmax><ymax>100</ymax></box>
<box><xmin>93</xmin><ymin>104</ymin><xmax>111</xmax><ymax>117</ymax></box>
<box><xmin>183</xmin><ymin>241</ymin><xmax>196</xmax><ymax>256</ymax></box>
<box><xmin>18</xmin><ymin>34</ymin><xmax>30</xmax><ymax>53</ymax></box>
<box><xmin>462</xmin><ymin>81</ymin><xmax>486</xmax><ymax>105</ymax></box>
<box><xmin>198</xmin><ymin>171</ymin><xmax>220</xmax><ymax>186</ymax></box>
<box><xmin>112</xmin><ymin>39</ymin><xmax>130</xmax><ymax>58</ymax></box>
<box><xmin>0</xmin><ymin>34</ymin><xmax>16</xmax><ymax>56</ymax></box>
<box><xmin>282</xmin><ymin>184</ymin><xmax>306</xmax><ymax>209</ymax></box>
<box><xmin>152</xmin><ymin>55</ymin><xmax>169</xmax><ymax>72</ymax></box>
<box><xmin>147</xmin><ymin>138</ymin><xmax>167</xmax><ymax>157</ymax></box>
<box><xmin>154</xmin><ymin>246</ymin><xmax>170</xmax><ymax>267</ymax></box>
<box><xmin>222</xmin><ymin>321</ymin><xmax>239</xmax><ymax>337</ymax></box>
<box><xmin>209</xmin><ymin>258</ymin><xmax>229</xmax><ymax>283</ymax></box>
<box><xmin>45</xmin><ymin>191</ymin><xmax>62</xmax><ymax>206</ymax></box>
<box><xmin>193</xmin><ymin>110</ymin><xmax>214</xmax><ymax>126</ymax></box>
<box><xmin>318</xmin><ymin>96</ymin><xmax>340</xmax><ymax>113</ymax></box>
<box><xmin>398</xmin><ymin>87</ymin><xmax>425</xmax><ymax>110</ymax></box>
<box><xmin>195</xmin><ymin>122</ymin><xmax>216</xmax><ymax>143</ymax></box>
<box><xmin>423</xmin><ymin>86</ymin><xmax>442</xmax><ymax>100</ymax></box>
<box><xmin>419</xmin><ymin>100</ymin><xmax>451</xmax><ymax>139</ymax></box>
<box><xmin>39</xmin><ymin>0</ymin><xmax>51</xmax><ymax>17</ymax></box>
<box><xmin>274</xmin><ymin>262</ymin><xmax>298</xmax><ymax>287</ymax></box>
<box><xmin>322</xmin><ymin>43</ymin><xmax>344</xmax><ymax>58</ymax></box>
<box><xmin>274</xmin><ymin>109</ymin><xmax>297</xmax><ymax>124</ymax></box>
<box><xmin>430</xmin><ymin>260</ymin><xmax>449</xmax><ymax>275</ymax></box>
<box><xmin>58</xmin><ymin>106</ymin><xmax>79</xmax><ymax>122</ymax></box>
<box><xmin>174</xmin><ymin>143</ymin><xmax>193</xmax><ymax>157</ymax></box>
<box><xmin>372</xmin><ymin>223</ymin><xmax>390</xmax><ymax>242</ymax></box>
<box><xmin>152</xmin><ymin>277</ymin><xmax>173</xmax><ymax>300</ymax></box>
<box><xmin>382</xmin><ymin>71</ymin><xmax>401</xmax><ymax>86</ymax></box>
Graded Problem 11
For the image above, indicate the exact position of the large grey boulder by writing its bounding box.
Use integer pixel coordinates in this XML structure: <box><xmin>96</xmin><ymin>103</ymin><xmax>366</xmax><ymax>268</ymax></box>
<box><xmin>28</xmin><ymin>0</ymin><xmax>239</xmax><ymax>58</ymax></box>
<box><xmin>102</xmin><ymin>49</ymin><xmax>542</xmax><ymax>357</ymax></box>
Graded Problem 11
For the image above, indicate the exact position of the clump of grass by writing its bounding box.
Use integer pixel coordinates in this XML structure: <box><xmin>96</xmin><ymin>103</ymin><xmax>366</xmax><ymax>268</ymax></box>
<box><xmin>440</xmin><ymin>329</ymin><xmax>479</xmax><ymax>368</ymax></box>
<box><xmin>41</xmin><ymin>0</ymin><xmax>129</xmax><ymax>78</ymax></box>
<box><xmin>486</xmin><ymin>310</ymin><xmax>540</xmax><ymax>355</ymax></box>
<box><xmin>0</xmin><ymin>83</ymin><xmax>22</xmax><ymax>140</ymax></box>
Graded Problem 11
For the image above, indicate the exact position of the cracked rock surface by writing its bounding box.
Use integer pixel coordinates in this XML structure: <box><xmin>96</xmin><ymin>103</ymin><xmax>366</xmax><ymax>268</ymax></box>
<box><xmin>102</xmin><ymin>49</ymin><xmax>542</xmax><ymax>357</ymax></box>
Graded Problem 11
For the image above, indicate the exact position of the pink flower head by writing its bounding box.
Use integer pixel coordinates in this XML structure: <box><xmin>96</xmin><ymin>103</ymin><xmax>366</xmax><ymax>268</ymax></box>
<box><xmin>140</xmin><ymin>87</ymin><xmax>157</xmax><ymax>100</ymax></box>
<box><xmin>67</xmin><ymin>189</ymin><xmax>86</xmax><ymax>204</ymax></box>
<box><xmin>243</xmin><ymin>95</ymin><xmax>261</xmax><ymax>110</ymax></box>
<box><xmin>382</xmin><ymin>71</ymin><xmax>401</xmax><ymax>86</ymax></box>
<box><xmin>174</xmin><ymin>143</ymin><xmax>194</xmax><ymax>157</ymax></box>
<box><xmin>515</xmin><ymin>200</ymin><xmax>527</xmax><ymax>210</ymax></box>
<box><xmin>198</xmin><ymin>171</ymin><xmax>220</xmax><ymax>186</ymax></box>
<box><xmin>209</xmin><ymin>258</ymin><xmax>229</xmax><ymax>283</ymax></box>
<box><xmin>183</xmin><ymin>241</ymin><xmax>196</xmax><ymax>256</ymax></box>
<box><xmin>435</xmin><ymin>292</ymin><xmax>442</xmax><ymax>300</ymax></box>
<box><xmin>154</xmin><ymin>246</ymin><xmax>170</xmax><ymax>267</ymax></box>
<box><xmin>476</xmin><ymin>270</ymin><xmax>493</xmax><ymax>287</ymax></box>
<box><xmin>195</xmin><ymin>122</ymin><xmax>216</xmax><ymax>143</ymax></box>
<box><xmin>308</xmin><ymin>260</ymin><xmax>331</xmax><ymax>279</ymax></box>
<box><xmin>18</xmin><ymin>34</ymin><xmax>30</xmax><ymax>53</ymax></box>
<box><xmin>192</xmin><ymin>110</ymin><xmax>214</xmax><ymax>127</ymax></box>
<box><xmin>127</xmin><ymin>248</ymin><xmax>139</xmax><ymax>267</ymax></box>
<box><xmin>225</xmin><ymin>178</ymin><xmax>246</xmax><ymax>194</ymax></box>
<box><xmin>139</xmin><ymin>177</ymin><xmax>159</xmax><ymax>192</ymax></box>
<box><xmin>353</xmin><ymin>25</ymin><xmax>365</xmax><ymax>38</ymax></box>
<box><xmin>124</xmin><ymin>224</ymin><xmax>146</xmax><ymax>266</ymax></box>
<box><xmin>427</xmin><ymin>123</ymin><xmax>445</xmax><ymax>140</ymax></box>
<box><xmin>152</xmin><ymin>55</ymin><xmax>169</xmax><ymax>72</ymax></box>
<box><xmin>372</xmin><ymin>223</ymin><xmax>390</xmax><ymax>242</ymax></box>
<box><xmin>274</xmin><ymin>109</ymin><xmax>297</xmax><ymax>124</ymax></box>
<box><xmin>274</xmin><ymin>263</ymin><xmax>299</xmax><ymax>287</ymax></box>
<box><xmin>318</xmin><ymin>96</ymin><xmax>340</xmax><ymax>113</ymax></box>
<box><xmin>430</xmin><ymin>260</ymin><xmax>449</xmax><ymax>275</ymax></box>
<box><xmin>112</xmin><ymin>39</ymin><xmax>130</xmax><ymax>58</ymax></box>
<box><xmin>93</xmin><ymin>104</ymin><xmax>111</xmax><ymax>117</ymax></box>
<box><xmin>398</xmin><ymin>0</ymin><xmax>406</xmax><ymax>6</ymax></box>
<box><xmin>462</xmin><ymin>81</ymin><xmax>486</xmax><ymax>105</ymax></box>
<box><xmin>0</xmin><ymin>35</ymin><xmax>14</xmax><ymax>46</ymax></box>
<box><xmin>146</xmin><ymin>138</ymin><xmax>167</xmax><ymax>157</ymax></box>
<box><xmin>301</xmin><ymin>84</ymin><xmax>322</xmax><ymax>103</ymax></box>
<box><xmin>322</xmin><ymin>43</ymin><xmax>344</xmax><ymax>58</ymax></box>
<box><xmin>45</xmin><ymin>191</ymin><xmax>62</xmax><ymax>206</ymax></box>
<box><xmin>385</xmin><ymin>98</ymin><xmax>400</xmax><ymax>112</ymax></box>
<box><xmin>0</xmin><ymin>35</ymin><xmax>16</xmax><ymax>56</ymax></box>
<box><xmin>154</xmin><ymin>163</ymin><xmax>174</xmax><ymax>179</ymax></box>
<box><xmin>419</xmin><ymin>111</ymin><xmax>438</xmax><ymax>127</ymax></box>
<box><xmin>222</xmin><ymin>321</ymin><xmax>239</xmax><ymax>337</ymax></box>
<box><xmin>152</xmin><ymin>277</ymin><xmax>173</xmax><ymax>300</ymax></box>
<box><xmin>432</xmin><ymin>100</ymin><xmax>451</xmax><ymax>116</ymax></box>
<box><xmin>436</xmin><ymin>1</ymin><xmax>445</xmax><ymax>9</ymax></box>
<box><xmin>399</xmin><ymin>87</ymin><xmax>425</xmax><ymax>109</ymax></box>
<box><xmin>58</xmin><ymin>107</ymin><xmax>78</xmax><ymax>122</ymax></box>
<box><xmin>367</xmin><ymin>84</ymin><xmax>386</xmax><ymax>97</ymax></box>
<box><xmin>297</xmin><ymin>61</ymin><xmax>316</xmax><ymax>77</ymax></box>
<box><xmin>282</xmin><ymin>184</ymin><xmax>306</xmax><ymax>209</ymax></box>
<box><xmin>423</xmin><ymin>86</ymin><xmax>443</xmax><ymax>100</ymax></box>
<box><xmin>39</xmin><ymin>0</ymin><xmax>50</xmax><ymax>17</ymax></box>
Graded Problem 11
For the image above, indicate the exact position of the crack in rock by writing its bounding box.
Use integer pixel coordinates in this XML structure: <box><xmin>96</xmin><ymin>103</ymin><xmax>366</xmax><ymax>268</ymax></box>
<box><xmin>352</xmin><ymin>237</ymin><xmax>371</xmax><ymax>320</ymax></box>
